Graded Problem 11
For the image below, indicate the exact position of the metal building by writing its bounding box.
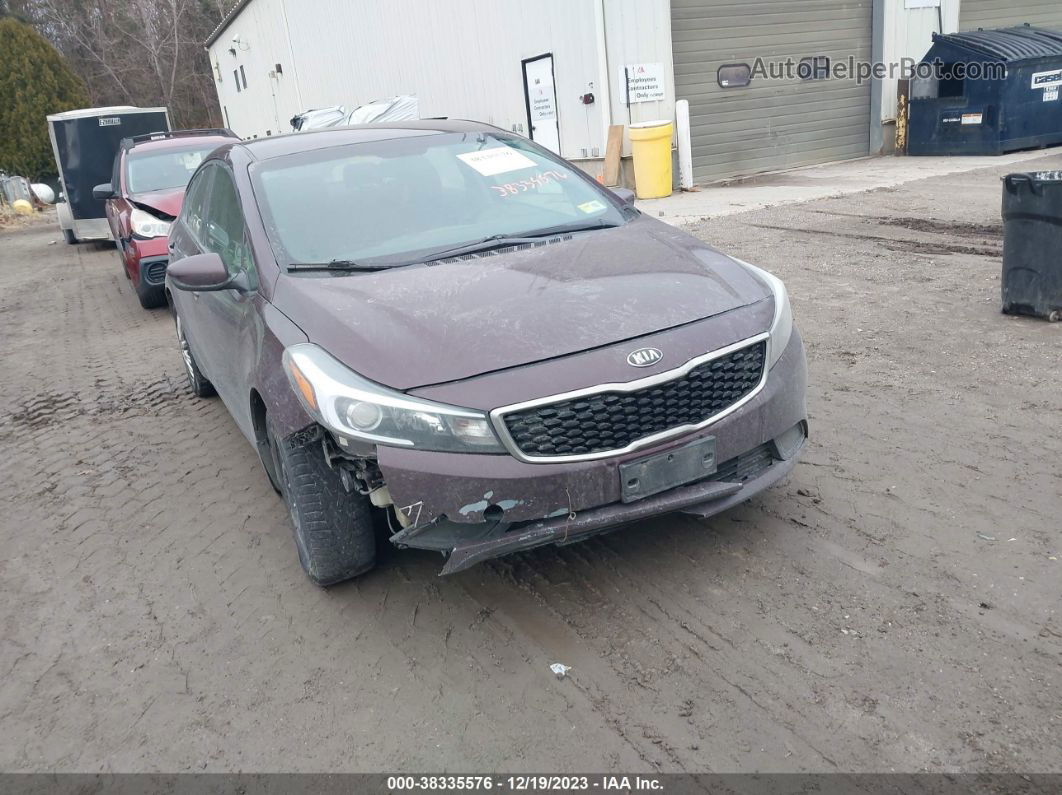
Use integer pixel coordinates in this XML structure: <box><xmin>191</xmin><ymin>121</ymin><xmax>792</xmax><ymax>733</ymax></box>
<box><xmin>206</xmin><ymin>0</ymin><xmax>1062</xmax><ymax>187</ymax></box>
<box><xmin>960</xmin><ymin>0</ymin><xmax>1062</xmax><ymax>32</ymax></box>
<box><xmin>671</xmin><ymin>0</ymin><xmax>873</xmax><ymax>182</ymax></box>
<box><xmin>206</xmin><ymin>0</ymin><xmax>675</xmax><ymax>182</ymax></box>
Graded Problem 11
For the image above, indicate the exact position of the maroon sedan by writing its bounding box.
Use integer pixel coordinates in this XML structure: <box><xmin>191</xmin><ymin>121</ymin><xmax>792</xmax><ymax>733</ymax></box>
<box><xmin>165</xmin><ymin>121</ymin><xmax>807</xmax><ymax>585</ymax></box>
<box><xmin>94</xmin><ymin>129</ymin><xmax>238</xmax><ymax>308</ymax></box>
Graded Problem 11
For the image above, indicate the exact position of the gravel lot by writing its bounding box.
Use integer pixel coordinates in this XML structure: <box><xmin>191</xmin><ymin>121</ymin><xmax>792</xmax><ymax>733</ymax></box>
<box><xmin>1</xmin><ymin>156</ymin><xmax>1059</xmax><ymax>774</ymax></box>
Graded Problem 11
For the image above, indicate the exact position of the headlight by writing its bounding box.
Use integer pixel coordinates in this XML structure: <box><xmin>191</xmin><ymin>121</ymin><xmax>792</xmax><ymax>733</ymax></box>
<box><xmin>735</xmin><ymin>259</ymin><xmax>793</xmax><ymax>369</ymax></box>
<box><xmin>130</xmin><ymin>208</ymin><xmax>171</xmax><ymax>238</ymax></box>
<box><xmin>283</xmin><ymin>343</ymin><xmax>505</xmax><ymax>453</ymax></box>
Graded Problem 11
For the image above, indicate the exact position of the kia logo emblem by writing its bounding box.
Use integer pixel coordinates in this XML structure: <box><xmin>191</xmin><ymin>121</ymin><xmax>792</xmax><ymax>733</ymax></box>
<box><xmin>627</xmin><ymin>347</ymin><xmax>662</xmax><ymax>367</ymax></box>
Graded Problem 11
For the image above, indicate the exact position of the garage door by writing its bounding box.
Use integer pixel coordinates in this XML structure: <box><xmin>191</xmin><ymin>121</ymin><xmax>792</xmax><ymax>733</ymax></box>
<box><xmin>671</xmin><ymin>0</ymin><xmax>872</xmax><ymax>184</ymax></box>
<box><xmin>959</xmin><ymin>0</ymin><xmax>1062</xmax><ymax>32</ymax></box>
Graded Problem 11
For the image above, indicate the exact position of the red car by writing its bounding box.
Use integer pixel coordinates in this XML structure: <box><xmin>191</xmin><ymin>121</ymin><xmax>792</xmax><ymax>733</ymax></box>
<box><xmin>95</xmin><ymin>129</ymin><xmax>238</xmax><ymax>308</ymax></box>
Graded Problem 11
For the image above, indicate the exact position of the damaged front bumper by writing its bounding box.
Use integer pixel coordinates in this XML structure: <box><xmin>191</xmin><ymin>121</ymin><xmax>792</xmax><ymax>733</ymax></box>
<box><xmin>393</xmin><ymin>430</ymin><xmax>804</xmax><ymax>575</ymax></box>
<box><xmin>377</xmin><ymin>330</ymin><xmax>809</xmax><ymax>575</ymax></box>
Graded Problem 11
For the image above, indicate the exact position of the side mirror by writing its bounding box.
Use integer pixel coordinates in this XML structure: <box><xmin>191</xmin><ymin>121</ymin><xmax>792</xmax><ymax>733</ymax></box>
<box><xmin>611</xmin><ymin>187</ymin><xmax>636</xmax><ymax>207</ymax></box>
<box><xmin>93</xmin><ymin>183</ymin><xmax>115</xmax><ymax>200</ymax></box>
<box><xmin>168</xmin><ymin>252</ymin><xmax>247</xmax><ymax>292</ymax></box>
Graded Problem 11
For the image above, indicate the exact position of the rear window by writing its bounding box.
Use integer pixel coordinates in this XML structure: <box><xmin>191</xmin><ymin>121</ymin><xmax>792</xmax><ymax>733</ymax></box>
<box><xmin>251</xmin><ymin>132</ymin><xmax>628</xmax><ymax>267</ymax></box>
<box><xmin>126</xmin><ymin>145</ymin><xmax>221</xmax><ymax>193</ymax></box>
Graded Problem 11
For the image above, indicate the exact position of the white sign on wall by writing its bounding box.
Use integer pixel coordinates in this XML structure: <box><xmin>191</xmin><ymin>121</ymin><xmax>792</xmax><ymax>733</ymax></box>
<box><xmin>904</xmin><ymin>0</ymin><xmax>940</xmax><ymax>8</ymax></box>
<box><xmin>620</xmin><ymin>62</ymin><xmax>666</xmax><ymax>104</ymax></box>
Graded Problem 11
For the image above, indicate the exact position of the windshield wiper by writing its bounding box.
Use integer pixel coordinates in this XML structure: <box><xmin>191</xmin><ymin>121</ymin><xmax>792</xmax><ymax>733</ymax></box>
<box><xmin>286</xmin><ymin>259</ymin><xmax>393</xmax><ymax>273</ymax></box>
<box><xmin>408</xmin><ymin>219</ymin><xmax>622</xmax><ymax>265</ymax></box>
<box><xmin>520</xmin><ymin>219</ymin><xmax>621</xmax><ymax>238</ymax></box>
<box><xmin>407</xmin><ymin>234</ymin><xmax>541</xmax><ymax>264</ymax></box>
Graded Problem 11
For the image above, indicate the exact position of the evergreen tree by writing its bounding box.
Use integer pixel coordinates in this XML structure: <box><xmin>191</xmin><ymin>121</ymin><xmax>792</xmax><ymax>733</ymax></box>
<box><xmin>0</xmin><ymin>15</ymin><xmax>88</xmax><ymax>179</ymax></box>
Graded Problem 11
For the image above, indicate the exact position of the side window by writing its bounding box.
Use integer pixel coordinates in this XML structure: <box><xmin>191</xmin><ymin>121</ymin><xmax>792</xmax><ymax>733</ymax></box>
<box><xmin>203</xmin><ymin>168</ymin><xmax>255</xmax><ymax>283</ymax></box>
<box><xmin>181</xmin><ymin>166</ymin><xmax>215</xmax><ymax>243</ymax></box>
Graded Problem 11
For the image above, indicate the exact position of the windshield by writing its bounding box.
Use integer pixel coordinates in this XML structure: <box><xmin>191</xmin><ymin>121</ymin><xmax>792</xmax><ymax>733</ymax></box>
<box><xmin>252</xmin><ymin>132</ymin><xmax>629</xmax><ymax>267</ymax></box>
<box><xmin>126</xmin><ymin>146</ymin><xmax>219</xmax><ymax>193</ymax></box>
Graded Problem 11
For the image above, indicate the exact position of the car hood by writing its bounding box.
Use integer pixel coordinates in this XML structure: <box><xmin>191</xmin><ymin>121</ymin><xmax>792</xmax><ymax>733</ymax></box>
<box><xmin>129</xmin><ymin>189</ymin><xmax>184</xmax><ymax>219</ymax></box>
<box><xmin>271</xmin><ymin>217</ymin><xmax>771</xmax><ymax>390</ymax></box>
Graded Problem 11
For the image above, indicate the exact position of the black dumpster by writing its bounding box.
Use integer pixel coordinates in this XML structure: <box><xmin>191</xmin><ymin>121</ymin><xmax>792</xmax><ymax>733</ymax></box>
<box><xmin>909</xmin><ymin>25</ymin><xmax>1062</xmax><ymax>156</ymax></box>
<box><xmin>1002</xmin><ymin>170</ymin><xmax>1062</xmax><ymax>322</ymax></box>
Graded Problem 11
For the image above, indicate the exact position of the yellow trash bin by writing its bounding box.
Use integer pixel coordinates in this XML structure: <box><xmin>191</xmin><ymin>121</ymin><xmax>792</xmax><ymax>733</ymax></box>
<box><xmin>628</xmin><ymin>120</ymin><xmax>674</xmax><ymax>199</ymax></box>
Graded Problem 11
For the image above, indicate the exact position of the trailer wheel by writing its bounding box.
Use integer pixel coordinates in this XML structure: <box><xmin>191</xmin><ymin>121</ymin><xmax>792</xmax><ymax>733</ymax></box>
<box><xmin>63</xmin><ymin>229</ymin><xmax>77</xmax><ymax>245</ymax></box>
<box><xmin>272</xmin><ymin>425</ymin><xmax>376</xmax><ymax>587</ymax></box>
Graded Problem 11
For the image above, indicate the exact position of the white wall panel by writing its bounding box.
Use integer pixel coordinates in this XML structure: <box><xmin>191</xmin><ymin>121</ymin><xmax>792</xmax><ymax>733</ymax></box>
<box><xmin>602</xmin><ymin>0</ymin><xmax>676</xmax><ymax>156</ymax></box>
<box><xmin>209</xmin><ymin>0</ymin><xmax>634</xmax><ymax>160</ymax></box>
<box><xmin>208</xmin><ymin>0</ymin><xmax>302</xmax><ymax>138</ymax></box>
<box><xmin>879</xmin><ymin>0</ymin><xmax>960</xmax><ymax>123</ymax></box>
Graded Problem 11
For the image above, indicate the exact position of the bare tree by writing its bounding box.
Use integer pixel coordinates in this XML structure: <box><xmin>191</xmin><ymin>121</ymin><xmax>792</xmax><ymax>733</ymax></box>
<box><xmin>10</xmin><ymin>0</ymin><xmax>225</xmax><ymax>128</ymax></box>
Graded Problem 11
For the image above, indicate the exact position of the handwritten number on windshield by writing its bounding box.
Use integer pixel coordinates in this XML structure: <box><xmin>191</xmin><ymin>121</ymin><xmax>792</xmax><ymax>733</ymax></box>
<box><xmin>491</xmin><ymin>169</ymin><xmax>568</xmax><ymax>198</ymax></box>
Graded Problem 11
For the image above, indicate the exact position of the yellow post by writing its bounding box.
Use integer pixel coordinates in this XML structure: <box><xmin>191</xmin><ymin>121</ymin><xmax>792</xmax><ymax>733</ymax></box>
<box><xmin>628</xmin><ymin>120</ymin><xmax>674</xmax><ymax>199</ymax></box>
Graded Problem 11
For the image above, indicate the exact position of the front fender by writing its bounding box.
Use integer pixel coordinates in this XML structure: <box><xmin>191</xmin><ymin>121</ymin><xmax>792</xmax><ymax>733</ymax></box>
<box><xmin>256</xmin><ymin>302</ymin><xmax>311</xmax><ymax>439</ymax></box>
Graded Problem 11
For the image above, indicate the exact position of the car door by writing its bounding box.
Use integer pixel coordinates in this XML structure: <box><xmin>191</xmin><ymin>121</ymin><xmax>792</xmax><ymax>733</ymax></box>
<box><xmin>167</xmin><ymin>163</ymin><xmax>215</xmax><ymax>360</ymax></box>
<box><xmin>192</xmin><ymin>165</ymin><xmax>261</xmax><ymax>439</ymax></box>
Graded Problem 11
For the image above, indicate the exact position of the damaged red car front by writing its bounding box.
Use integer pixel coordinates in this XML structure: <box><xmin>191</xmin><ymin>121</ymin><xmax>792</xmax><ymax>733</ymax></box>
<box><xmin>95</xmin><ymin>129</ymin><xmax>238</xmax><ymax>308</ymax></box>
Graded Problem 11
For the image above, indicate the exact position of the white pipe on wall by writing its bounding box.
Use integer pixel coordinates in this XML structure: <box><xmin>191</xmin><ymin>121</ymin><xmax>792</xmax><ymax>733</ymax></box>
<box><xmin>593</xmin><ymin>0</ymin><xmax>613</xmax><ymax>147</ymax></box>
<box><xmin>675</xmin><ymin>98</ymin><xmax>693</xmax><ymax>189</ymax></box>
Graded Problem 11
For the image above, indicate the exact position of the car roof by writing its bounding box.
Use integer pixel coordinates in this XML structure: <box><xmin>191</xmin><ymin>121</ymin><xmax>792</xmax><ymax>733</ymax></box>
<box><xmin>233</xmin><ymin>119</ymin><xmax>504</xmax><ymax>161</ymax></box>
<box><xmin>127</xmin><ymin>134</ymin><xmax>236</xmax><ymax>153</ymax></box>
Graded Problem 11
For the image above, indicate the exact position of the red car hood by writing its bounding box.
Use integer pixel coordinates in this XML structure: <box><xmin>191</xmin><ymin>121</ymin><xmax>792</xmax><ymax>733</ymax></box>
<box><xmin>271</xmin><ymin>218</ymin><xmax>771</xmax><ymax>390</ymax></box>
<box><xmin>130</xmin><ymin>188</ymin><xmax>184</xmax><ymax>218</ymax></box>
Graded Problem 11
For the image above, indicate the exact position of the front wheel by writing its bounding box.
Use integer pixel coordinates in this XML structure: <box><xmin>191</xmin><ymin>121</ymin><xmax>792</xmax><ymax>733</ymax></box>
<box><xmin>273</xmin><ymin>426</ymin><xmax>376</xmax><ymax>586</ymax></box>
<box><xmin>174</xmin><ymin>312</ymin><xmax>215</xmax><ymax>397</ymax></box>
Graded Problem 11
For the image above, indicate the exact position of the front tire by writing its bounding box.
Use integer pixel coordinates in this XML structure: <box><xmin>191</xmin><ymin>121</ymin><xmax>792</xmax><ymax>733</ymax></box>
<box><xmin>116</xmin><ymin>241</ymin><xmax>131</xmax><ymax>279</ymax></box>
<box><xmin>174</xmin><ymin>312</ymin><xmax>215</xmax><ymax>397</ymax></box>
<box><xmin>273</xmin><ymin>426</ymin><xmax>376</xmax><ymax>586</ymax></box>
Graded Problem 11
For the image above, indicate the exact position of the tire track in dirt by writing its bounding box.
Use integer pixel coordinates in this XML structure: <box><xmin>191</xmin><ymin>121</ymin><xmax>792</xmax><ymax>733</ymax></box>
<box><xmin>2</xmin><ymin>157</ymin><xmax>1060</xmax><ymax>772</ymax></box>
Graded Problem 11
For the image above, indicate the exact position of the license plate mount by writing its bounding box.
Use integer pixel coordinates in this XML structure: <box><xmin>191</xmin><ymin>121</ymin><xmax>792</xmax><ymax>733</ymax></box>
<box><xmin>619</xmin><ymin>437</ymin><xmax>717</xmax><ymax>503</ymax></box>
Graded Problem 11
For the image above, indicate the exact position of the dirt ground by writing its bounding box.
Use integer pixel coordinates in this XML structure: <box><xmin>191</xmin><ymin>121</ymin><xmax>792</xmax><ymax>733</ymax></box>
<box><xmin>0</xmin><ymin>156</ymin><xmax>1059</xmax><ymax>774</ymax></box>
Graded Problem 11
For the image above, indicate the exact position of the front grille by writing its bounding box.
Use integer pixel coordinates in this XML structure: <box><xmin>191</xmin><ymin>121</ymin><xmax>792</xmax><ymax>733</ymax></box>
<box><xmin>708</xmin><ymin>442</ymin><xmax>774</xmax><ymax>484</ymax></box>
<box><xmin>501</xmin><ymin>340</ymin><xmax>767</xmax><ymax>458</ymax></box>
<box><xmin>143</xmin><ymin>260</ymin><xmax>167</xmax><ymax>284</ymax></box>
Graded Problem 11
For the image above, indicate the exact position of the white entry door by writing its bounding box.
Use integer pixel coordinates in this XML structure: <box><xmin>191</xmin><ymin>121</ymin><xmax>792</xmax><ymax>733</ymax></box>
<box><xmin>523</xmin><ymin>54</ymin><xmax>560</xmax><ymax>154</ymax></box>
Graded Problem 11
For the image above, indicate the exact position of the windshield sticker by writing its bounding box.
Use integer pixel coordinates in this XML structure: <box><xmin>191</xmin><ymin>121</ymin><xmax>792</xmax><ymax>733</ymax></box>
<box><xmin>578</xmin><ymin>200</ymin><xmax>607</xmax><ymax>214</ymax></box>
<box><xmin>490</xmin><ymin>169</ymin><xmax>568</xmax><ymax>198</ymax></box>
<box><xmin>457</xmin><ymin>147</ymin><xmax>537</xmax><ymax>176</ymax></box>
